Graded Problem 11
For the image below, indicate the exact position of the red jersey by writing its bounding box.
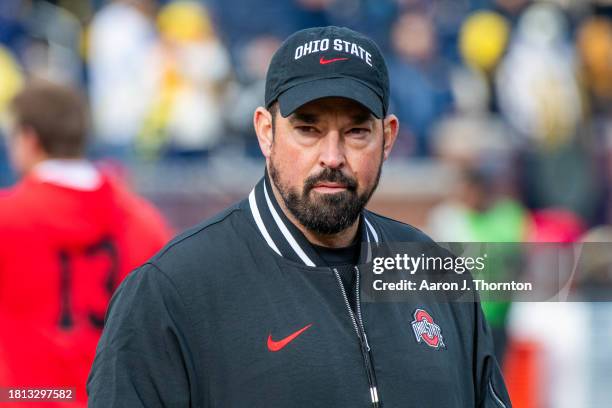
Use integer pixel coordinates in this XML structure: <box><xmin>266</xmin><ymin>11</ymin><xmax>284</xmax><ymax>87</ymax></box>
<box><xmin>0</xmin><ymin>164</ymin><xmax>172</xmax><ymax>406</ymax></box>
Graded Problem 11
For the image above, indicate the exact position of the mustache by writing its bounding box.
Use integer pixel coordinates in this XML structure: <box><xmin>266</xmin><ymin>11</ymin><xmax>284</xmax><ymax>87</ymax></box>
<box><xmin>303</xmin><ymin>168</ymin><xmax>358</xmax><ymax>193</ymax></box>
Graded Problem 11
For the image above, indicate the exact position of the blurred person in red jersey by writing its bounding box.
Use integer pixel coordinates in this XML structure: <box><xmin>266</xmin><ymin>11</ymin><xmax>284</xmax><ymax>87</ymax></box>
<box><xmin>0</xmin><ymin>80</ymin><xmax>172</xmax><ymax>407</ymax></box>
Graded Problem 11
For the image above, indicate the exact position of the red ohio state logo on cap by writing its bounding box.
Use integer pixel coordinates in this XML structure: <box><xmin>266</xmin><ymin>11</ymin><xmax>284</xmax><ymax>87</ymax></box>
<box><xmin>411</xmin><ymin>308</ymin><xmax>445</xmax><ymax>349</ymax></box>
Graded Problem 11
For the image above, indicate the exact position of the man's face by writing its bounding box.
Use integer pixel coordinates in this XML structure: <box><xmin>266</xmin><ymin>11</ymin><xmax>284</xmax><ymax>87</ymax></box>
<box><xmin>268</xmin><ymin>97</ymin><xmax>385</xmax><ymax>235</ymax></box>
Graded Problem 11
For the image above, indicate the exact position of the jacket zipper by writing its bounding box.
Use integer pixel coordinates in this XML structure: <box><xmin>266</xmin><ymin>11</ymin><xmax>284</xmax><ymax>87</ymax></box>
<box><xmin>488</xmin><ymin>380</ymin><xmax>507</xmax><ymax>408</ymax></box>
<box><xmin>333</xmin><ymin>266</ymin><xmax>381</xmax><ymax>407</ymax></box>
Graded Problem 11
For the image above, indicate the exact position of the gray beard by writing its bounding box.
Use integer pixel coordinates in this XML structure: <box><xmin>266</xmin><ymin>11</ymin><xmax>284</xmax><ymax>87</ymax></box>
<box><xmin>268</xmin><ymin>161</ymin><xmax>382</xmax><ymax>235</ymax></box>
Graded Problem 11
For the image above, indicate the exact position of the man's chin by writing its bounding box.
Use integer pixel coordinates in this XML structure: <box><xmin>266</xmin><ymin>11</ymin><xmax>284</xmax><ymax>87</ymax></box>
<box><xmin>308</xmin><ymin>189</ymin><xmax>354</xmax><ymax>202</ymax></box>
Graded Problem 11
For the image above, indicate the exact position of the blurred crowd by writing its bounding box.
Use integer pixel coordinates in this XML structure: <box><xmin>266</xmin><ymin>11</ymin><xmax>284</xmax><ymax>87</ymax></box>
<box><xmin>0</xmin><ymin>0</ymin><xmax>608</xmax><ymax>159</ymax></box>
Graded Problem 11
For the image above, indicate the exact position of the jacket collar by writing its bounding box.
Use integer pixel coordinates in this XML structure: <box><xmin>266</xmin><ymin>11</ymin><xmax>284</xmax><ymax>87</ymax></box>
<box><xmin>247</xmin><ymin>171</ymin><xmax>381</xmax><ymax>267</ymax></box>
<box><xmin>32</xmin><ymin>159</ymin><xmax>102</xmax><ymax>191</ymax></box>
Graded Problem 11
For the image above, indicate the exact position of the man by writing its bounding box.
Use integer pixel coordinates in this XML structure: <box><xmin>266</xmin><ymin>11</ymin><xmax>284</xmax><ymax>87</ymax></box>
<box><xmin>0</xmin><ymin>81</ymin><xmax>171</xmax><ymax>406</ymax></box>
<box><xmin>88</xmin><ymin>26</ymin><xmax>512</xmax><ymax>407</ymax></box>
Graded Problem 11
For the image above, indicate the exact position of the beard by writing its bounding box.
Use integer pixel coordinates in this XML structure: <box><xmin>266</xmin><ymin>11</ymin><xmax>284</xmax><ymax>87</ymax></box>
<box><xmin>269</xmin><ymin>157</ymin><xmax>383</xmax><ymax>235</ymax></box>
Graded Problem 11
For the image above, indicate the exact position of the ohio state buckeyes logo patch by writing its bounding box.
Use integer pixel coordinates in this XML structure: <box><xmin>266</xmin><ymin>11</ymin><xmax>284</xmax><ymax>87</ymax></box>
<box><xmin>411</xmin><ymin>308</ymin><xmax>445</xmax><ymax>349</ymax></box>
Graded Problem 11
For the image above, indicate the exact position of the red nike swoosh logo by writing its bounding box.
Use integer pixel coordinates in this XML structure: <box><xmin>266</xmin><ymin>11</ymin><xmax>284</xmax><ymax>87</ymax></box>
<box><xmin>319</xmin><ymin>56</ymin><xmax>349</xmax><ymax>65</ymax></box>
<box><xmin>267</xmin><ymin>323</ymin><xmax>313</xmax><ymax>352</ymax></box>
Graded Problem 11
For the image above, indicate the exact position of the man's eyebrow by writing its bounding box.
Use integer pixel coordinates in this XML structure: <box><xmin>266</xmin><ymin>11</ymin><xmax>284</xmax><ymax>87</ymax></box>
<box><xmin>289</xmin><ymin>112</ymin><xmax>318</xmax><ymax>124</ymax></box>
<box><xmin>288</xmin><ymin>110</ymin><xmax>374</xmax><ymax>125</ymax></box>
<box><xmin>350</xmin><ymin>111</ymin><xmax>375</xmax><ymax>125</ymax></box>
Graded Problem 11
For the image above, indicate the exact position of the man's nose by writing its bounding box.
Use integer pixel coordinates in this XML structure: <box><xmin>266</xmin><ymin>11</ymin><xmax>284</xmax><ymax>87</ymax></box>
<box><xmin>319</xmin><ymin>131</ymin><xmax>345</xmax><ymax>169</ymax></box>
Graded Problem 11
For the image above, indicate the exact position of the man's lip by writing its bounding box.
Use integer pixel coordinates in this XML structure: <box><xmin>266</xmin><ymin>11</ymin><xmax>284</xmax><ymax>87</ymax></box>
<box><xmin>313</xmin><ymin>183</ymin><xmax>347</xmax><ymax>188</ymax></box>
<box><xmin>312</xmin><ymin>183</ymin><xmax>348</xmax><ymax>193</ymax></box>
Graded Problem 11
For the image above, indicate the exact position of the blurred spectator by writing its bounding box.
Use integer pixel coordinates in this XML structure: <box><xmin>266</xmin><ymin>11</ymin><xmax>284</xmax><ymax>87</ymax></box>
<box><xmin>224</xmin><ymin>35</ymin><xmax>281</xmax><ymax>156</ymax></box>
<box><xmin>0</xmin><ymin>45</ymin><xmax>24</xmax><ymax>117</ymax></box>
<box><xmin>388</xmin><ymin>10</ymin><xmax>453</xmax><ymax>156</ymax></box>
<box><xmin>525</xmin><ymin>208</ymin><xmax>585</xmax><ymax>243</ymax></box>
<box><xmin>20</xmin><ymin>0</ymin><xmax>83</xmax><ymax>85</ymax></box>
<box><xmin>427</xmin><ymin>166</ymin><xmax>528</xmax><ymax>362</ymax></box>
<box><xmin>432</xmin><ymin>66</ymin><xmax>518</xmax><ymax>172</ymax></box>
<box><xmin>88</xmin><ymin>0</ymin><xmax>158</xmax><ymax>159</ymax></box>
<box><xmin>506</xmin><ymin>301</ymin><xmax>591</xmax><ymax>408</ymax></box>
<box><xmin>506</xmin><ymin>208</ymin><xmax>587</xmax><ymax>408</ymax></box>
<box><xmin>578</xmin><ymin>225</ymin><xmax>612</xmax><ymax>295</ymax></box>
<box><xmin>459</xmin><ymin>10</ymin><xmax>510</xmax><ymax>75</ymax></box>
<box><xmin>491</xmin><ymin>3</ymin><xmax>609</xmax><ymax>225</ymax></box>
<box><xmin>0</xmin><ymin>44</ymin><xmax>23</xmax><ymax>186</ymax></box>
<box><xmin>428</xmin><ymin>167</ymin><xmax>527</xmax><ymax>242</ymax></box>
<box><xmin>518</xmin><ymin>139</ymin><xmax>606</xmax><ymax>225</ymax></box>
<box><xmin>420</xmin><ymin>0</ymin><xmax>476</xmax><ymax>63</ymax></box>
<box><xmin>577</xmin><ymin>225</ymin><xmax>612</xmax><ymax>406</ymax></box>
<box><xmin>208</xmin><ymin>0</ymin><xmax>304</xmax><ymax>59</ymax></box>
<box><xmin>0</xmin><ymin>1</ymin><xmax>83</xmax><ymax>85</ymax></box>
<box><xmin>0</xmin><ymin>80</ymin><xmax>172</xmax><ymax>406</ymax></box>
<box><xmin>577</xmin><ymin>15</ymin><xmax>612</xmax><ymax>115</ymax></box>
<box><xmin>457</xmin><ymin>8</ymin><xmax>511</xmax><ymax>119</ymax></box>
<box><xmin>137</xmin><ymin>1</ymin><xmax>231</xmax><ymax>157</ymax></box>
<box><xmin>0</xmin><ymin>1</ymin><xmax>27</xmax><ymax>58</ymax></box>
<box><xmin>495</xmin><ymin>2</ymin><xmax>582</xmax><ymax>147</ymax></box>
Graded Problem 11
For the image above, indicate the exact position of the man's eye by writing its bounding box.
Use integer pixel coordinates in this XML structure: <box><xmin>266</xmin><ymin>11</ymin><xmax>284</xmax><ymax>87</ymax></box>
<box><xmin>296</xmin><ymin>126</ymin><xmax>318</xmax><ymax>134</ymax></box>
<box><xmin>348</xmin><ymin>128</ymin><xmax>370</xmax><ymax>136</ymax></box>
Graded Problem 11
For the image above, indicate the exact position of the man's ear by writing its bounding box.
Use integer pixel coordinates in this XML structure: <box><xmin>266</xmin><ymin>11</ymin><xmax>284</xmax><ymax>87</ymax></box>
<box><xmin>8</xmin><ymin>125</ymin><xmax>46</xmax><ymax>175</ymax></box>
<box><xmin>253</xmin><ymin>107</ymin><xmax>274</xmax><ymax>159</ymax></box>
<box><xmin>18</xmin><ymin>126</ymin><xmax>44</xmax><ymax>155</ymax></box>
<box><xmin>382</xmin><ymin>114</ymin><xmax>399</xmax><ymax>161</ymax></box>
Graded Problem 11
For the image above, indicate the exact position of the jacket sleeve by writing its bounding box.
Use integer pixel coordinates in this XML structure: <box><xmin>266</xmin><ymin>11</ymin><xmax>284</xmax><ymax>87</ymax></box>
<box><xmin>474</xmin><ymin>301</ymin><xmax>513</xmax><ymax>408</ymax></box>
<box><xmin>87</xmin><ymin>263</ymin><xmax>193</xmax><ymax>407</ymax></box>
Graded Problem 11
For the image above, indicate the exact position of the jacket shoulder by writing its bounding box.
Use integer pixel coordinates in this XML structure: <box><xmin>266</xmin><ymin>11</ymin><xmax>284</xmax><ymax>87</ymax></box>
<box><xmin>148</xmin><ymin>201</ymin><xmax>248</xmax><ymax>273</ymax></box>
<box><xmin>366</xmin><ymin>210</ymin><xmax>434</xmax><ymax>243</ymax></box>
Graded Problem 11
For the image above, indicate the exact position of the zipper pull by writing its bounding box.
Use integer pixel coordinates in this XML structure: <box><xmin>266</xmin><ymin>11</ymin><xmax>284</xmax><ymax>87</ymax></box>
<box><xmin>362</xmin><ymin>331</ymin><xmax>371</xmax><ymax>352</ymax></box>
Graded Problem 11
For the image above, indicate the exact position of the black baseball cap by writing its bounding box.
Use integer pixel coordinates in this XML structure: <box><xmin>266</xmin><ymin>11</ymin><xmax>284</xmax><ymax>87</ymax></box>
<box><xmin>265</xmin><ymin>26</ymin><xmax>390</xmax><ymax>118</ymax></box>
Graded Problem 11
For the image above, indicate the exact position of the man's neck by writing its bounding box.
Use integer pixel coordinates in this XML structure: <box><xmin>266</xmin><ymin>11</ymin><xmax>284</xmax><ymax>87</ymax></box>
<box><xmin>18</xmin><ymin>152</ymin><xmax>48</xmax><ymax>176</ymax></box>
<box><xmin>269</xmin><ymin>178</ymin><xmax>360</xmax><ymax>249</ymax></box>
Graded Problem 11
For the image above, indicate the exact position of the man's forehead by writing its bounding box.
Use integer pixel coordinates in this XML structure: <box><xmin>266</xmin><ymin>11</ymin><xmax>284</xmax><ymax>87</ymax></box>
<box><xmin>288</xmin><ymin>97</ymin><xmax>375</xmax><ymax>122</ymax></box>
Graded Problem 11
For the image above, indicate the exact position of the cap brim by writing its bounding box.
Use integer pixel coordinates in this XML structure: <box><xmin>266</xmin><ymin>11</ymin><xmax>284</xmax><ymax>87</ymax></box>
<box><xmin>277</xmin><ymin>77</ymin><xmax>384</xmax><ymax>119</ymax></box>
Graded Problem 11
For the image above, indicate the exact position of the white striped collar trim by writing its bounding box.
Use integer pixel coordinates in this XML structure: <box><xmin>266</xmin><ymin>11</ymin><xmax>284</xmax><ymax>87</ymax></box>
<box><xmin>263</xmin><ymin>183</ymin><xmax>316</xmax><ymax>266</ymax></box>
<box><xmin>364</xmin><ymin>223</ymin><xmax>373</xmax><ymax>263</ymax></box>
<box><xmin>249</xmin><ymin>181</ymin><xmax>381</xmax><ymax>266</ymax></box>
<box><xmin>364</xmin><ymin>217</ymin><xmax>379</xmax><ymax>244</ymax></box>
<box><xmin>248</xmin><ymin>189</ymin><xmax>281</xmax><ymax>256</ymax></box>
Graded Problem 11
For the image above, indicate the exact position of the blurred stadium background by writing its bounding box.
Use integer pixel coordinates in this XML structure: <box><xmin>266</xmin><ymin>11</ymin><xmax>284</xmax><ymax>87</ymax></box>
<box><xmin>1</xmin><ymin>0</ymin><xmax>612</xmax><ymax>407</ymax></box>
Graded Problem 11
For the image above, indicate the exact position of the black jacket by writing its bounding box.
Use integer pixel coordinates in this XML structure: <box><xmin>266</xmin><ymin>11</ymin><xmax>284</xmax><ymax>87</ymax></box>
<box><xmin>87</xmin><ymin>174</ymin><xmax>512</xmax><ymax>408</ymax></box>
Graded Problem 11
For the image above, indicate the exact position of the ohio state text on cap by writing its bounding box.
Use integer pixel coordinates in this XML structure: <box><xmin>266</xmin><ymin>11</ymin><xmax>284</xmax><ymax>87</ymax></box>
<box><xmin>265</xmin><ymin>26</ymin><xmax>390</xmax><ymax>118</ymax></box>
